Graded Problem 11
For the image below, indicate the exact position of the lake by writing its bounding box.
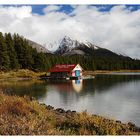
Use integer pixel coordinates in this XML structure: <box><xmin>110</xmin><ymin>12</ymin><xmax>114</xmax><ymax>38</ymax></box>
<box><xmin>1</xmin><ymin>73</ymin><xmax>140</xmax><ymax>126</ymax></box>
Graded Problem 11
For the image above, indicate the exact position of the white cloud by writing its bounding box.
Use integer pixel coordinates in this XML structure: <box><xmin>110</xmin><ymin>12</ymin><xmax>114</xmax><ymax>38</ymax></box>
<box><xmin>43</xmin><ymin>5</ymin><xmax>61</xmax><ymax>13</ymax></box>
<box><xmin>0</xmin><ymin>5</ymin><xmax>140</xmax><ymax>58</ymax></box>
<box><xmin>0</xmin><ymin>6</ymin><xmax>32</xmax><ymax>19</ymax></box>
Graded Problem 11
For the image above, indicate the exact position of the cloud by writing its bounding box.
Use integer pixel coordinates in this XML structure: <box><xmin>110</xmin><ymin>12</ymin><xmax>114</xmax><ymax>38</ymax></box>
<box><xmin>0</xmin><ymin>5</ymin><xmax>140</xmax><ymax>58</ymax></box>
<box><xmin>43</xmin><ymin>5</ymin><xmax>61</xmax><ymax>13</ymax></box>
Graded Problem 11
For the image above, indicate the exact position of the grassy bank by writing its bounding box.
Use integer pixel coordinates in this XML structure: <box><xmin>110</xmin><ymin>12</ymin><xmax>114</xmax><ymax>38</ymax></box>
<box><xmin>0</xmin><ymin>69</ymin><xmax>46</xmax><ymax>80</ymax></box>
<box><xmin>0</xmin><ymin>92</ymin><xmax>140</xmax><ymax>135</ymax></box>
<box><xmin>83</xmin><ymin>70</ymin><xmax>140</xmax><ymax>76</ymax></box>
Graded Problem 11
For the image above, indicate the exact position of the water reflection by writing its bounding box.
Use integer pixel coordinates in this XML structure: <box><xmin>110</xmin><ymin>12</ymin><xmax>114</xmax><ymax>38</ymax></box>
<box><xmin>1</xmin><ymin>74</ymin><xmax>140</xmax><ymax>126</ymax></box>
<box><xmin>72</xmin><ymin>80</ymin><xmax>83</xmax><ymax>93</ymax></box>
<box><xmin>0</xmin><ymin>80</ymin><xmax>47</xmax><ymax>99</ymax></box>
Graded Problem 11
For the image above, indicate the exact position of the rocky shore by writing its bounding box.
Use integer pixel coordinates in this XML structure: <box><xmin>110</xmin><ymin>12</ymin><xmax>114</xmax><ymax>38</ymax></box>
<box><xmin>41</xmin><ymin>104</ymin><xmax>140</xmax><ymax>134</ymax></box>
<box><xmin>0</xmin><ymin>92</ymin><xmax>140</xmax><ymax>135</ymax></box>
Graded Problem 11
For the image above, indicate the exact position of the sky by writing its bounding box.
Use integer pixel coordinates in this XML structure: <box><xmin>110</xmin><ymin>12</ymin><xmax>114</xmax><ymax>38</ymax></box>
<box><xmin>0</xmin><ymin>5</ymin><xmax>140</xmax><ymax>58</ymax></box>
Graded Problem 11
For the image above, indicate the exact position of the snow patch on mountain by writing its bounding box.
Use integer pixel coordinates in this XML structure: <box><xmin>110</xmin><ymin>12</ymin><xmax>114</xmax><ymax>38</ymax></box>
<box><xmin>83</xmin><ymin>41</ymin><xmax>99</xmax><ymax>50</ymax></box>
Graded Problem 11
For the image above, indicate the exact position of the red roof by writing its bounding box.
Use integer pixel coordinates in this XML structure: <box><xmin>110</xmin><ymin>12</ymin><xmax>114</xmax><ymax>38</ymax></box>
<box><xmin>49</xmin><ymin>64</ymin><xmax>77</xmax><ymax>72</ymax></box>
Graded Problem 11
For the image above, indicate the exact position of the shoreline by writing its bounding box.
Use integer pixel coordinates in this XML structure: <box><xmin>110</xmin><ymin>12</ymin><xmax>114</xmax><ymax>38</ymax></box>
<box><xmin>83</xmin><ymin>70</ymin><xmax>140</xmax><ymax>76</ymax></box>
<box><xmin>42</xmin><ymin>104</ymin><xmax>140</xmax><ymax>128</ymax></box>
<box><xmin>1</xmin><ymin>69</ymin><xmax>140</xmax><ymax>81</ymax></box>
<box><xmin>0</xmin><ymin>92</ymin><xmax>140</xmax><ymax>135</ymax></box>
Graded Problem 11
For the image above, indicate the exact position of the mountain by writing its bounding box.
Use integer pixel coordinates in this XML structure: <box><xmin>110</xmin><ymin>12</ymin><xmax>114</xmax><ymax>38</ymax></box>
<box><xmin>27</xmin><ymin>39</ymin><xmax>51</xmax><ymax>53</ymax></box>
<box><xmin>27</xmin><ymin>36</ymin><xmax>131</xmax><ymax>59</ymax></box>
<box><xmin>54</xmin><ymin>36</ymin><xmax>130</xmax><ymax>59</ymax></box>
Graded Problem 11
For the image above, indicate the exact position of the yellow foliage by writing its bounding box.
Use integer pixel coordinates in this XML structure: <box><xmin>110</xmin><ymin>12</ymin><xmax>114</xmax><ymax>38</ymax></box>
<box><xmin>0</xmin><ymin>92</ymin><xmax>140</xmax><ymax>135</ymax></box>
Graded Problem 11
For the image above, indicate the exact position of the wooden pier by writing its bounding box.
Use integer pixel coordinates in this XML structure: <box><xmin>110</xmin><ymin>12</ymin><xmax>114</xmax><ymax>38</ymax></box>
<box><xmin>40</xmin><ymin>75</ymin><xmax>82</xmax><ymax>80</ymax></box>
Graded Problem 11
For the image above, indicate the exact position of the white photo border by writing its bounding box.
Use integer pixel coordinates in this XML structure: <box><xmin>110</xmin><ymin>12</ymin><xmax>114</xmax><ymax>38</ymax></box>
<box><xmin>0</xmin><ymin>0</ymin><xmax>140</xmax><ymax>5</ymax></box>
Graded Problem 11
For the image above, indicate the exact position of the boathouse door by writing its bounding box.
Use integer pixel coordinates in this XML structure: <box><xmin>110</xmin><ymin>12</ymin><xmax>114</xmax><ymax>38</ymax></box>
<box><xmin>75</xmin><ymin>70</ymin><xmax>80</xmax><ymax>77</ymax></box>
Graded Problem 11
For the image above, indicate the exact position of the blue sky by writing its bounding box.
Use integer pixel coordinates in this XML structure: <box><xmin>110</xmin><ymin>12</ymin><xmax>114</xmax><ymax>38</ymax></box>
<box><xmin>31</xmin><ymin>5</ymin><xmax>140</xmax><ymax>14</ymax></box>
<box><xmin>3</xmin><ymin>5</ymin><xmax>140</xmax><ymax>15</ymax></box>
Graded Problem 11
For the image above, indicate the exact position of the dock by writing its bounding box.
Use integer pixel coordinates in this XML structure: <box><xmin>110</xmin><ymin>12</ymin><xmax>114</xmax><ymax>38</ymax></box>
<box><xmin>40</xmin><ymin>75</ymin><xmax>82</xmax><ymax>80</ymax></box>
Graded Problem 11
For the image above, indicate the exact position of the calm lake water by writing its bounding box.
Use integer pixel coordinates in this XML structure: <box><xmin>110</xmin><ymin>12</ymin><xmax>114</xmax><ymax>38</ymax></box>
<box><xmin>1</xmin><ymin>73</ymin><xmax>140</xmax><ymax>126</ymax></box>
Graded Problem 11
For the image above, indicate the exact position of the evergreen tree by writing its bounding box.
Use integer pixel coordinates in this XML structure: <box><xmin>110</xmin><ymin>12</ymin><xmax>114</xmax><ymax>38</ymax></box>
<box><xmin>34</xmin><ymin>52</ymin><xmax>48</xmax><ymax>71</ymax></box>
<box><xmin>13</xmin><ymin>33</ymin><xmax>23</xmax><ymax>69</ymax></box>
<box><xmin>21</xmin><ymin>39</ymin><xmax>34</xmax><ymax>69</ymax></box>
<box><xmin>5</xmin><ymin>33</ymin><xmax>19</xmax><ymax>69</ymax></box>
<box><xmin>0</xmin><ymin>32</ymin><xmax>10</xmax><ymax>70</ymax></box>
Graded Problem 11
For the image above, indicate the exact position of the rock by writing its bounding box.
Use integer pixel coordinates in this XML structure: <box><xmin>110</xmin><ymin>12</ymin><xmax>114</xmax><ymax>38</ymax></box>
<box><xmin>116</xmin><ymin>120</ymin><xmax>121</xmax><ymax>123</ymax></box>
<box><xmin>128</xmin><ymin>122</ymin><xmax>135</xmax><ymax>127</ymax></box>
<box><xmin>56</xmin><ymin>108</ymin><xmax>65</xmax><ymax>113</ymax></box>
<box><xmin>46</xmin><ymin>105</ymin><xmax>54</xmax><ymax>110</ymax></box>
<box><xmin>66</xmin><ymin>110</ymin><xmax>72</xmax><ymax>114</ymax></box>
<box><xmin>40</xmin><ymin>103</ymin><xmax>46</xmax><ymax>106</ymax></box>
<box><xmin>128</xmin><ymin>122</ymin><xmax>136</xmax><ymax>131</ymax></box>
<box><xmin>72</xmin><ymin>111</ymin><xmax>76</xmax><ymax>113</ymax></box>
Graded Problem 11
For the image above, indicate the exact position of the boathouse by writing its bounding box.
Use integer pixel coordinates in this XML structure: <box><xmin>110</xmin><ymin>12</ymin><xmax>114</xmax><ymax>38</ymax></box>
<box><xmin>48</xmin><ymin>64</ymin><xmax>83</xmax><ymax>79</ymax></box>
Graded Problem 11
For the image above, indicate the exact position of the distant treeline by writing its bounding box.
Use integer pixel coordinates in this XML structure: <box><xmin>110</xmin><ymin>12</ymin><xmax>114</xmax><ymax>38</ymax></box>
<box><xmin>0</xmin><ymin>32</ymin><xmax>140</xmax><ymax>71</ymax></box>
<box><xmin>46</xmin><ymin>55</ymin><xmax>140</xmax><ymax>71</ymax></box>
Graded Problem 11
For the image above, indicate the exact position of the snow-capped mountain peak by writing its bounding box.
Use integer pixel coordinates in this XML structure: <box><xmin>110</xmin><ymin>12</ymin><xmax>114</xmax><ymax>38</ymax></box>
<box><xmin>59</xmin><ymin>36</ymin><xmax>80</xmax><ymax>49</ymax></box>
<box><xmin>55</xmin><ymin>36</ymin><xmax>81</xmax><ymax>54</ymax></box>
<box><xmin>54</xmin><ymin>36</ymin><xmax>101</xmax><ymax>55</ymax></box>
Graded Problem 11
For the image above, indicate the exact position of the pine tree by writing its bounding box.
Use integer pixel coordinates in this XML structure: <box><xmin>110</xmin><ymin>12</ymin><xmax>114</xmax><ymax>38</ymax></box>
<box><xmin>22</xmin><ymin>39</ymin><xmax>34</xmax><ymax>69</ymax></box>
<box><xmin>34</xmin><ymin>52</ymin><xmax>48</xmax><ymax>71</ymax></box>
<box><xmin>13</xmin><ymin>33</ymin><xmax>23</xmax><ymax>68</ymax></box>
<box><xmin>5</xmin><ymin>33</ymin><xmax>19</xmax><ymax>69</ymax></box>
<box><xmin>0</xmin><ymin>32</ymin><xmax>10</xmax><ymax>70</ymax></box>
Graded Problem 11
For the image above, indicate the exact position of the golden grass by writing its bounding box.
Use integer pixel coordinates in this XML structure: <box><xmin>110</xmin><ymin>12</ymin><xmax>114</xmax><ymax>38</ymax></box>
<box><xmin>0</xmin><ymin>69</ymin><xmax>46</xmax><ymax>80</ymax></box>
<box><xmin>0</xmin><ymin>92</ymin><xmax>140</xmax><ymax>135</ymax></box>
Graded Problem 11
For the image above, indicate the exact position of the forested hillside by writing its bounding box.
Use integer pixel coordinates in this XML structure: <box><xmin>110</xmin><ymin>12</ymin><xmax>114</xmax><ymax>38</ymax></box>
<box><xmin>0</xmin><ymin>32</ymin><xmax>49</xmax><ymax>71</ymax></box>
<box><xmin>0</xmin><ymin>32</ymin><xmax>140</xmax><ymax>72</ymax></box>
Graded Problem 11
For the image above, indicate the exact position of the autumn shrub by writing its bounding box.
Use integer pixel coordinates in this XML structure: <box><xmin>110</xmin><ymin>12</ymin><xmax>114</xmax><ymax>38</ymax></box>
<box><xmin>0</xmin><ymin>92</ymin><xmax>140</xmax><ymax>135</ymax></box>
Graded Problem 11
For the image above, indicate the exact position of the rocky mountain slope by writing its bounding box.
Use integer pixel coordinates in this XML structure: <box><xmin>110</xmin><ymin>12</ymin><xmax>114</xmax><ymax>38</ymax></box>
<box><xmin>27</xmin><ymin>39</ymin><xmax>51</xmax><ymax>53</ymax></box>
<box><xmin>54</xmin><ymin>36</ymin><xmax>131</xmax><ymax>59</ymax></box>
